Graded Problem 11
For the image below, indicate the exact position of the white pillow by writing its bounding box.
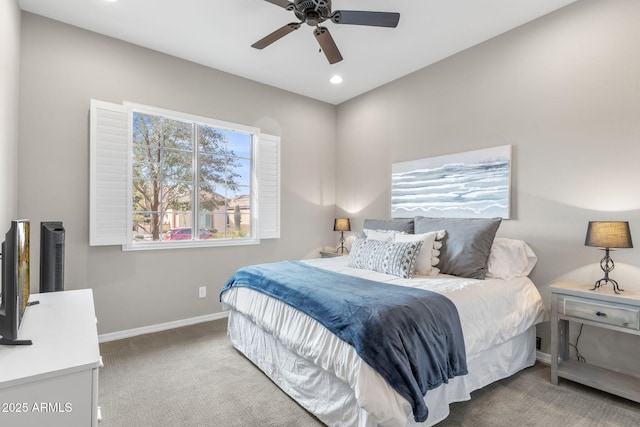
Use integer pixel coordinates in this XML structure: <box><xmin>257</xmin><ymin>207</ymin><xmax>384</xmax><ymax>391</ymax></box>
<box><xmin>486</xmin><ymin>238</ymin><xmax>538</xmax><ymax>280</ymax></box>
<box><xmin>363</xmin><ymin>228</ymin><xmax>398</xmax><ymax>242</ymax></box>
<box><xmin>394</xmin><ymin>230</ymin><xmax>446</xmax><ymax>276</ymax></box>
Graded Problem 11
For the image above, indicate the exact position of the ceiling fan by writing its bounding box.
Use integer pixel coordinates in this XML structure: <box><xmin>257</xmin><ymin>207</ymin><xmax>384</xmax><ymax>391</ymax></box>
<box><xmin>252</xmin><ymin>0</ymin><xmax>400</xmax><ymax>64</ymax></box>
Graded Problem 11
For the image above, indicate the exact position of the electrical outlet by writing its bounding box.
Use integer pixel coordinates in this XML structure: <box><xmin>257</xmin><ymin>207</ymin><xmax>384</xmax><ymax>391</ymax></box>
<box><xmin>198</xmin><ymin>286</ymin><xmax>206</xmax><ymax>299</ymax></box>
<box><xmin>536</xmin><ymin>336</ymin><xmax>541</xmax><ymax>351</ymax></box>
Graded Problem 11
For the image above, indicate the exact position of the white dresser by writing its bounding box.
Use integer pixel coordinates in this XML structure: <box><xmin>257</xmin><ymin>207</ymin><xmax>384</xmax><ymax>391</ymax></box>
<box><xmin>0</xmin><ymin>289</ymin><xmax>101</xmax><ymax>426</ymax></box>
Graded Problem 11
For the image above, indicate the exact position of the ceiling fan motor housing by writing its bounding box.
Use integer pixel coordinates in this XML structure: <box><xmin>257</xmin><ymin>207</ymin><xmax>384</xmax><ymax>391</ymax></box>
<box><xmin>294</xmin><ymin>0</ymin><xmax>332</xmax><ymax>25</ymax></box>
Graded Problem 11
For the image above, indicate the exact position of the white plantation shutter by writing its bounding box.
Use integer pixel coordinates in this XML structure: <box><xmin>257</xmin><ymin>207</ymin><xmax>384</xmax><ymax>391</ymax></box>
<box><xmin>89</xmin><ymin>99</ymin><xmax>129</xmax><ymax>246</ymax></box>
<box><xmin>257</xmin><ymin>134</ymin><xmax>280</xmax><ymax>239</ymax></box>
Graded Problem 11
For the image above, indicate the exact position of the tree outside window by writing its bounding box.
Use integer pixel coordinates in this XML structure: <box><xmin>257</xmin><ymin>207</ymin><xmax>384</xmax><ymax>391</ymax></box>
<box><xmin>131</xmin><ymin>111</ymin><xmax>252</xmax><ymax>243</ymax></box>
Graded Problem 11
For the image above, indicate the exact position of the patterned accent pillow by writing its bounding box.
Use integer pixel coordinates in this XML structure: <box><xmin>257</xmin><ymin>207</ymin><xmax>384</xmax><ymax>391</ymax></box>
<box><xmin>394</xmin><ymin>230</ymin><xmax>446</xmax><ymax>275</ymax></box>
<box><xmin>348</xmin><ymin>238</ymin><xmax>423</xmax><ymax>279</ymax></box>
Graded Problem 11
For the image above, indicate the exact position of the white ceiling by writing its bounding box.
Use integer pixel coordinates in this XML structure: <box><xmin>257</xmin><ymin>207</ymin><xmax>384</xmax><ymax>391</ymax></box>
<box><xmin>18</xmin><ymin>0</ymin><xmax>577</xmax><ymax>105</ymax></box>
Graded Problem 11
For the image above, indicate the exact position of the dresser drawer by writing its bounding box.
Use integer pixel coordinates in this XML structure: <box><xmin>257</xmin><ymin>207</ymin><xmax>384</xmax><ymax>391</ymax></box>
<box><xmin>563</xmin><ymin>297</ymin><xmax>640</xmax><ymax>330</ymax></box>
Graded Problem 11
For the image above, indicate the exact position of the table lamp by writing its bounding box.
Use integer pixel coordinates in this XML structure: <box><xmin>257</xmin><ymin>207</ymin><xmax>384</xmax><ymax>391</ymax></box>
<box><xmin>333</xmin><ymin>218</ymin><xmax>351</xmax><ymax>253</ymax></box>
<box><xmin>584</xmin><ymin>221</ymin><xmax>633</xmax><ymax>293</ymax></box>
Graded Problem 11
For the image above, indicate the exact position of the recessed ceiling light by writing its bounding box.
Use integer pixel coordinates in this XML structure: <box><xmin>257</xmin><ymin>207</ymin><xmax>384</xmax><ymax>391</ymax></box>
<box><xmin>329</xmin><ymin>75</ymin><xmax>343</xmax><ymax>85</ymax></box>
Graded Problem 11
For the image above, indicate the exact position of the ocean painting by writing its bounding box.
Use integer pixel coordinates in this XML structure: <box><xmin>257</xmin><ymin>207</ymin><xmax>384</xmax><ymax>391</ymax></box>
<box><xmin>391</xmin><ymin>145</ymin><xmax>511</xmax><ymax>219</ymax></box>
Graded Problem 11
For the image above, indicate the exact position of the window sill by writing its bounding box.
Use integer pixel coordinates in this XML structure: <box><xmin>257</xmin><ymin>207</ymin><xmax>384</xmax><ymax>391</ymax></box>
<box><xmin>122</xmin><ymin>238</ymin><xmax>260</xmax><ymax>251</ymax></box>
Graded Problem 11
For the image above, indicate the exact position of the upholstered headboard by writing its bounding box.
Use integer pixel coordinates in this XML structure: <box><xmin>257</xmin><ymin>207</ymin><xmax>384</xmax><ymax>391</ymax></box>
<box><xmin>362</xmin><ymin>218</ymin><xmax>414</xmax><ymax>234</ymax></box>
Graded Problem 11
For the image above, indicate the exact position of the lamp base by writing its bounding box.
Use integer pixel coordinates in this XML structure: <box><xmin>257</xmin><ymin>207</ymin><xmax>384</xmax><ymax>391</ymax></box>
<box><xmin>590</xmin><ymin>248</ymin><xmax>623</xmax><ymax>294</ymax></box>
<box><xmin>336</xmin><ymin>231</ymin><xmax>349</xmax><ymax>254</ymax></box>
<box><xmin>591</xmin><ymin>277</ymin><xmax>623</xmax><ymax>294</ymax></box>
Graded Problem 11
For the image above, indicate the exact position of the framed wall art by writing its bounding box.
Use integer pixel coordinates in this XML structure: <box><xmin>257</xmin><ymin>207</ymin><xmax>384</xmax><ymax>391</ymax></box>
<box><xmin>391</xmin><ymin>145</ymin><xmax>511</xmax><ymax>219</ymax></box>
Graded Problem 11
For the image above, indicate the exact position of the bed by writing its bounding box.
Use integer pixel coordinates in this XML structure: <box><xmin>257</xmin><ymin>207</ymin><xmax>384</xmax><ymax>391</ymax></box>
<box><xmin>220</xmin><ymin>217</ymin><xmax>547</xmax><ymax>426</ymax></box>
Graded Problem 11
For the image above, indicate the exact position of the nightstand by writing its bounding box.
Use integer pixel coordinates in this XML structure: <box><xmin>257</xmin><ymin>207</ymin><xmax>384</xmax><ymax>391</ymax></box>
<box><xmin>550</xmin><ymin>281</ymin><xmax>640</xmax><ymax>402</ymax></box>
<box><xmin>320</xmin><ymin>250</ymin><xmax>347</xmax><ymax>258</ymax></box>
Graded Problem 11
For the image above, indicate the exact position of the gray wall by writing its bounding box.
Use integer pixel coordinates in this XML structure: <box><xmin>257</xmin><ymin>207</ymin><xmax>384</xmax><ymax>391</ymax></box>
<box><xmin>19</xmin><ymin>13</ymin><xmax>337</xmax><ymax>335</ymax></box>
<box><xmin>336</xmin><ymin>0</ymin><xmax>640</xmax><ymax>376</ymax></box>
<box><xmin>0</xmin><ymin>0</ymin><xmax>21</xmax><ymax>226</ymax></box>
<box><xmin>15</xmin><ymin>0</ymin><xmax>640</xmax><ymax>376</ymax></box>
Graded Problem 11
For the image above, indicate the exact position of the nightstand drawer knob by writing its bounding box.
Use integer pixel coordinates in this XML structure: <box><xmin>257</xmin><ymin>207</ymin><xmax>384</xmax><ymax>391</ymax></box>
<box><xmin>595</xmin><ymin>311</ymin><xmax>608</xmax><ymax>318</ymax></box>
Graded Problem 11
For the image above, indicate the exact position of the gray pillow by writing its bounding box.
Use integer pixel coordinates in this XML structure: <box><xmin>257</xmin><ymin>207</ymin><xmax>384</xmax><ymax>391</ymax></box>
<box><xmin>414</xmin><ymin>217</ymin><xmax>501</xmax><ymax>279</ymax></box>
<box><xmin>362</xmin><ymin>218</ymin><xmax>414</xmax><ymax>234</ymax></box>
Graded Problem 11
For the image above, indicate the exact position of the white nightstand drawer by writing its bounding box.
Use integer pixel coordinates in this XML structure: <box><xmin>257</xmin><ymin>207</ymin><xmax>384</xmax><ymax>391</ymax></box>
<box><xmin>563</xmin><ymin>297</ymin><xmax>640</xmax><ymax>330</ymax></box>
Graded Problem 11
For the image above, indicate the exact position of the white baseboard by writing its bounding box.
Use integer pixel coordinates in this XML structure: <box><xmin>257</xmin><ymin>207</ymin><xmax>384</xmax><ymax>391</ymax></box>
<box><xmin>536</xmin><ymin>350</ymin><xmax>551</xmax><ymax>365</ymax></box>
<box><xmin>98</xmin><ymin>311</ymin><xmax>229</xmax><ymax>343</ymax></box>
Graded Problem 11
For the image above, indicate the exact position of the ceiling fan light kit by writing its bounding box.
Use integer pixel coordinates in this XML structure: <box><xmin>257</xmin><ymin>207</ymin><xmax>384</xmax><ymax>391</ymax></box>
<box><xmin>253</xmin><ymin>0</ymin><xmax>400</xmax><ymax>64</ymax></box>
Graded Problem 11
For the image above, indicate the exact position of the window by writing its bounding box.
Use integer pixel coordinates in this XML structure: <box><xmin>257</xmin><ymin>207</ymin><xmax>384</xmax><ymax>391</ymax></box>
<box><xmin>131</xmin><ymin>109</ymin><xmax>253</xmax><ymax>243</ymax></box>
<box><xmin>90</xmin><ymin>100</ymin><xmax>280</xmax><ymax>250</ymax></box>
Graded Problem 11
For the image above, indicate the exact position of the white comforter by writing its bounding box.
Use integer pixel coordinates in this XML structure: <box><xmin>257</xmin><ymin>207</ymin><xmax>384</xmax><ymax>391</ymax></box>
<box><xmin>221</xmin><ymin>256</ymin><xmax>547</xmax><ymax>426</ymax></box>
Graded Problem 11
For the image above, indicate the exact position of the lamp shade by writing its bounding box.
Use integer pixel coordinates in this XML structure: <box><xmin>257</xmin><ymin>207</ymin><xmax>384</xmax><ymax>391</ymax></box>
<box><xmin>585</xmin><ymin>221</ymin><xmax>633</xmax><ymax>249</ymax></box>
<box><xmin>333</xmin><ymin>218</ymin><xmax>351</xmax><ymax>232</ymax></box>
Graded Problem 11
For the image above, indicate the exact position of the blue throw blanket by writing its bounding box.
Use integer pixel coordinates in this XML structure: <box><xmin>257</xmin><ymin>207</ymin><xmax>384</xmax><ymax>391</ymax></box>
<box><xmin>220</xmin><ymin>261</ymin><xmax>467</xmax><ymax>422</ymax></box>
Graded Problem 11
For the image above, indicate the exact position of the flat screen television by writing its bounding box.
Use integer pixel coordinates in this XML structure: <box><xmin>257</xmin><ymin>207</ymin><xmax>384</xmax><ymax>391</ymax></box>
<box><xmin>0</xmin><ymin>219</ymin><xmax>31</xmax><ymax>345</ymax></box>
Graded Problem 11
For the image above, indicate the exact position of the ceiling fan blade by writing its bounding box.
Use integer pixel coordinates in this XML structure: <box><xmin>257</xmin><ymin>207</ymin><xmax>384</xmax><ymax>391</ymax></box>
<box><xmin>331</xmin><ymin>11</ymin><xmax>400</xmax><ymax>28</ymax></box>
<box><xmin>251</xmin><ymin>23</ymin><xmax>301</xmax><ymax>50</ymax></box>
<box><xmin>264</xmin><ymin>0</ymin><xmax>295</xmax><ymax>11</ymax></box>
<box><xmin>313</xmin><ymin>26</ymin><xmax>343</xmax><ymax>64</ymax></box>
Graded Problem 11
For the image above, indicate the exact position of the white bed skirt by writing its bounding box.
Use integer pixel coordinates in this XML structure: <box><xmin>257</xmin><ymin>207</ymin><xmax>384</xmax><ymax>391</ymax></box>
<box><xmin>227</xmin><ymin>310</ymin><xmax>537</xmax><ymax>427</ymax></box>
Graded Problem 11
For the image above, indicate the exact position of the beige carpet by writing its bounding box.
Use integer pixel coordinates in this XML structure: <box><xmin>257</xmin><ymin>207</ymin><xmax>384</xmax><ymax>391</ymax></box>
<box><xmin>99</xmin><ymin>319</ymin><xmax>640</xmax><ymax>426</ymax></box>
